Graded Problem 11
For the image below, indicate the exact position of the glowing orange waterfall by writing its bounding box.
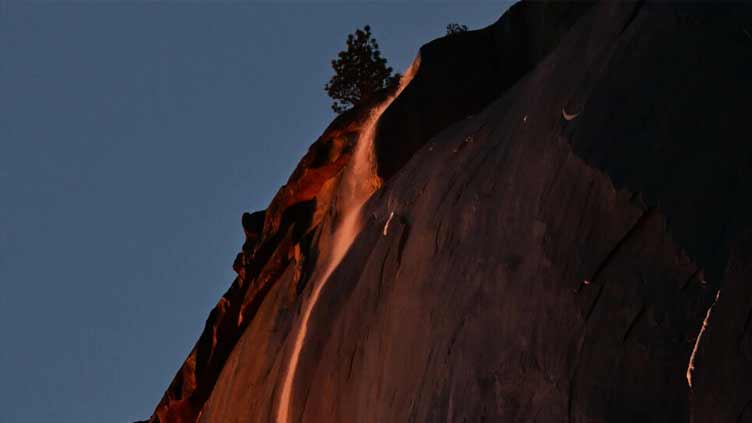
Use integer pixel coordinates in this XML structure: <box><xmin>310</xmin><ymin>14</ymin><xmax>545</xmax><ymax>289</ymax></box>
<box><xmin>276</xmin><ymin>57</ymin><xmax>420</xmax><ymax>423</ymax></box>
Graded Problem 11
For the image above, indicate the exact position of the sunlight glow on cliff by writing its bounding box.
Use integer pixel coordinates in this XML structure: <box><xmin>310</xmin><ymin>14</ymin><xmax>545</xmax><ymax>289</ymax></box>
<box><xmin>276</xmin><ymin>55</ymin><xmax>421</xmax><ymax>423</ymax></box>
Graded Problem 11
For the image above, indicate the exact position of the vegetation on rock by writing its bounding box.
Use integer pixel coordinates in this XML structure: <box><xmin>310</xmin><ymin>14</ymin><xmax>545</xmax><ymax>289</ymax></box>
<box><xmin>325</xmin><ymin>25</ymin><xmax>400</xmax><ymax>114</ymax></box>
<box><xmin>446</xmin><ymin>23</ymin><xmax>468</xmax><ymax>35</ymax></box>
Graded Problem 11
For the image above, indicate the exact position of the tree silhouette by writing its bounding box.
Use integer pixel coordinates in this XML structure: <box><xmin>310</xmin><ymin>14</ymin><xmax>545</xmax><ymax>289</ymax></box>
<box><xmin>446</xmin><ymin>23</ymin><xmax>468</xmax><ymax>35</ymax></box>
<box><xmin>325</xmin><ymin>25</ymin><xmax>400</xmax><ymax>114</ymax></box>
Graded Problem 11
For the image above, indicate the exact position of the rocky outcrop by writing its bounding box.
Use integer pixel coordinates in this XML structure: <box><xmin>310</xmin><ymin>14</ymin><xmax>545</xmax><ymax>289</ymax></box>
<box><xmin>146</xmin><ymin>1</ymin><xmax>752</xmax><ymax>422</ymax></box>
<box><xmin>147</xmin><ymin>98</ymin><xmax>383</xmax><ymax>423</ymax></box>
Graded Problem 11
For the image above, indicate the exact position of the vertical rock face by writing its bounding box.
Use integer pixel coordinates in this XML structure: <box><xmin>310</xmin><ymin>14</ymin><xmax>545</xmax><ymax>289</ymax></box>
<box><xmin>374</xmin><ymin>0</ymin><xmax>595</xmax><ymax>180</ymax></box>
<box><xmin>147</xmin><ymin>100</ymin><xmax>381</xmax><ymax>423</ymax></box>
<box><xmin>145</xmin><ymin>1</ymin><xmax>752</xmax><ymax>422</ymax></box>
<box><xmin>692</xmin><ymin>234</ymin><xmax>752</xmax><ymax>423</ymax></box>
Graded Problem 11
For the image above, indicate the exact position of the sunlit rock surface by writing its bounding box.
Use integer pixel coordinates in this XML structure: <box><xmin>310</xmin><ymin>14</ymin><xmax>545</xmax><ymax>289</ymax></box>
<box><xmin>147</xmin><ymin>97</ymin><xmax>382</xmax><ymax>423</ymax></box>
<box><xmin>146</xmin><ymin>1</ymin><xmax>752</xmax><ymax>422</ymax></box>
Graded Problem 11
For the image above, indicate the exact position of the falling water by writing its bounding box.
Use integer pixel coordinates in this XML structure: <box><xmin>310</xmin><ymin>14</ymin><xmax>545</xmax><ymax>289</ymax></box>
<box><xmin>276</xmin><ymin>56</ymin><xmax>420</xmax><ymax>423</ymax></box>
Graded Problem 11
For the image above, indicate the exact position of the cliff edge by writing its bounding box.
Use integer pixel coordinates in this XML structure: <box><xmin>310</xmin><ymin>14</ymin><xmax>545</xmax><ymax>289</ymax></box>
<box><xmin>145</xmin><ymin>1</ymin><xmax>752</xmax><ymax>422</ymax></box>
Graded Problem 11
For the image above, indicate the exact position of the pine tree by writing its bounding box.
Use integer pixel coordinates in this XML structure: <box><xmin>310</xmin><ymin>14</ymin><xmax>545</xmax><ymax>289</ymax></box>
<box><xmin>325</xmin><ymin>26</ymin><xmax>401</xmax><ymax>114</ymax></box>
<box><xmin>446</xmin><ymin>23</ymin><xmax>468</xmax><ymax>35</ymax></box>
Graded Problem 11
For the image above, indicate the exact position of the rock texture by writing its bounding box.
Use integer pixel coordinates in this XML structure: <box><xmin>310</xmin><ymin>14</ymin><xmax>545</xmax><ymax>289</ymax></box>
<box><xmin>147</xmin><ymin>98</ymin><xmax>382</xmax><ymax>423</ymax></box>
<box><xmin>145</xmin><ymin>1</ymin><xmax>752</xmax><ymax>422</ymax></box>
<box><xmin>375</xmin><ymin>0</ymin><xmax>594</xmax><ymax>180</ymax></box>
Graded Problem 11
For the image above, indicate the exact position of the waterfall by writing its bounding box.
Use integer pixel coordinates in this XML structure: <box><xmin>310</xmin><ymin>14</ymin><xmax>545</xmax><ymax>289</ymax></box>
<box><xmin>276</xmin><ymin>56</ymin><xmax>420</xmax><ymax>423</ymax></box>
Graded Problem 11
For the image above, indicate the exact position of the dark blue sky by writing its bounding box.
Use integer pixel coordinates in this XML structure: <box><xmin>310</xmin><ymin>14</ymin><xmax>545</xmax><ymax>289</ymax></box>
<box><xmin>0</xmin><ymin>2</ymin><xmax>510</xmax><ymax>422</ymax></box>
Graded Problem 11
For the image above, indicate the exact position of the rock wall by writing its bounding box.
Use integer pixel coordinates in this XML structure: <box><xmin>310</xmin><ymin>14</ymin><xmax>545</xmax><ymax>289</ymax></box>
<box><xmin>147</xmin><ymin>99</ymin><xmax>380</xmax><ymax>422</ymax></box>
<box><xmin>145</xmin><ymin>1</ymin><xmax>752</xmax><ymax>422</ymax></box>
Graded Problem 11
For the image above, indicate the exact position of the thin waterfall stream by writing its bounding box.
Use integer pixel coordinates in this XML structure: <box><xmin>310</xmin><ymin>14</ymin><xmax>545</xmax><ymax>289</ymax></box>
<box><xmin>276</xmin><ymin>57</ymin><xmax>420</xmax><ymax>423</ymax></box>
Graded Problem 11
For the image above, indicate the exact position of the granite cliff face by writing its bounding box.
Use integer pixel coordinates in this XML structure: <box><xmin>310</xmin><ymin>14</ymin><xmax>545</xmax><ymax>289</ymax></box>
<box><xmin>146</xmin><ymin>1</ymin><xmax>752</xmax><ymax>422</ymax></box>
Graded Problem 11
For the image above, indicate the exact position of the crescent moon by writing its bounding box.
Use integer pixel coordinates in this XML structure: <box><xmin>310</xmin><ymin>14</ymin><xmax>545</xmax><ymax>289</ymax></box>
<box><xmin>562</xmin><ymin>108</ymin><xmax>580</xmax><ymax>121</ymax></box>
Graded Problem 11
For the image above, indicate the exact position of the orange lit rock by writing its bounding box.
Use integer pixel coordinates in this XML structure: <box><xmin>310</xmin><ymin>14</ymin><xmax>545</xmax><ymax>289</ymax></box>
<box><xmin>146</xmin><ymin>86</ymin><xmax>386</xmax><ymax>423</ymax></box>
<box><xmin>144</xmin><ymin>1</ymin><xmax>752</xmax><ymax>422</ymax></box>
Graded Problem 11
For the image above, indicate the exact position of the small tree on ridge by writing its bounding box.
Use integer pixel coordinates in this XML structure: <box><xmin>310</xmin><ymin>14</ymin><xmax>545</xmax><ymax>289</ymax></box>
<box><xmin>446</xmin><ymin>23</ymin><xmax>468</xmax><ymax>35</ymax></box>
<box><xmin>325</xmin><ymin>25</ymin><xmax>400</xmax><ymax>114</ymax></box>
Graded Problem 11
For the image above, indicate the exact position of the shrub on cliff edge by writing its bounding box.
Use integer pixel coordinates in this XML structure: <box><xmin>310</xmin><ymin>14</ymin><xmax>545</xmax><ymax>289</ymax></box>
<box><xmin>325</xmin><ymin>25</ymin><xmax>401</xmax><ymax>114</ymax></box>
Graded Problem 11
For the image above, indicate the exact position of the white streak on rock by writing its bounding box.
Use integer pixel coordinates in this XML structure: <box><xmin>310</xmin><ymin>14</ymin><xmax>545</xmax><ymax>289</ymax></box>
<box><xmin>383</xmin><ymin>212</ymin><xmax>395</xmax><ymax>236</ymax></box>
<box><xmin>562</xmin><ymin>108</ymin><xmax>580</xmax><ymax>121</ymax></box>
<box><xmin>686</xmin><ymin>289</ymin><xmax>720</xmax><ymax>388</ymax></box>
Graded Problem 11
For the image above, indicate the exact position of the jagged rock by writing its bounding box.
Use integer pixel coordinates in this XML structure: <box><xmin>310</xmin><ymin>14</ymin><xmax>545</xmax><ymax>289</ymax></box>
<box><xmin>232</xmin><ymin>252</ymin><xmax>245</xmax><ymax>275</ymax></box>
<box><xmin>241</xmin><ymin>210</ymin><xmax>266</xmax><ymax>254</ymax></box>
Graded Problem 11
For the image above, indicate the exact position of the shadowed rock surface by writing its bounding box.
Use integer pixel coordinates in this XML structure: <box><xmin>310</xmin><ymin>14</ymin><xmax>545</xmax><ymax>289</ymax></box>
<box><xmin>145</xmin><ymin>1</ymin><xmax>752</xmax><ymax>422</ymax></box>
<box><xmin>374</xmin><ymin>0</ymin><xmax>595</xmax><ymax>180</ymax></box>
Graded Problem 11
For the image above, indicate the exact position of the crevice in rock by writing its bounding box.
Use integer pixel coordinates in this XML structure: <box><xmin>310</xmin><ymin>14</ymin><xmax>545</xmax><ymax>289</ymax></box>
<box><xmin>619</xmin><ymin>0</ymin><xmax>646</xmax><ymax>36</ymax></box>
<box><xmin>395</xmin><ymin>218</ymin><xmax>411</xmax><ymax>270</ymax></box>
<box><xmin>622</xmin><ymin>302</ymin><xmax>647</xmax><ymax>343</ymax></box>
<box><xmin>583</xmin><ymin>282</ymin><xmax>606</xmax><ymax>324</ymax></box>
<box><xmin>737</xmin><ymin>400</ymin><xmax>752</xmax><ymax>423</ymax></box>
<box><xmin>588</xmin><ymin>206</ymin><xmax>656</xmax><ymax>286</ymax></box>
<box><xmin>680</xmin><ymin>267</ymin><xmax>702</xmax><ymax>292</ymax></box>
